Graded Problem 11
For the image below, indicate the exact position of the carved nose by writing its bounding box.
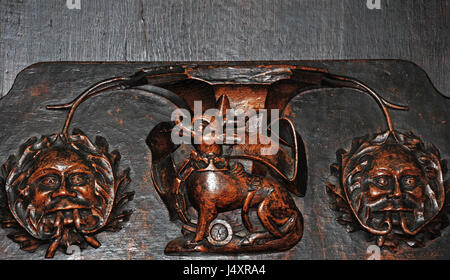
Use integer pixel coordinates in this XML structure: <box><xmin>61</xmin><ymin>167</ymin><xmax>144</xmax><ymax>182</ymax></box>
<box><xmin>51</xmin><ymin>179</ymin><xmax>76</xmax><ymax>198</ymax></box>
<box><xmin>389</xmin><ymin>178</ymin><xmax>402</xmax><ymax>199</ymax></box>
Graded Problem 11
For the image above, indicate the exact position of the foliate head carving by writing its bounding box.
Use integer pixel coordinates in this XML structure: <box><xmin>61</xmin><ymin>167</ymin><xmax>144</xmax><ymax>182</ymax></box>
<box><xmin>327</xmin><ymin>131</ymin><xmax>449</xmax><ymax>250</ymax></box>
<box><xmin>0</xmin><ymin>129</ymin><xmax>134</xmax><ymax>258</ymax></box>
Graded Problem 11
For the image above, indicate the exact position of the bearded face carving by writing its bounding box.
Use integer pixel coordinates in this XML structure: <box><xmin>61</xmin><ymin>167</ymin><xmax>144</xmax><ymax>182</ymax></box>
<box><xmin>327</xmin><ymin>131</ymin><xmax>448</xmax><ymax>250</ymax></box>
<box><xmin>346</xmin><ymin>144</ymin><xmax>443</xmax><ymax>235</ymax></box>
<box><xmin>0</xmin><ymin>130</ymin><xmax>134</xmax><ymax>258</ymax></box>
<box><xmin>9</xmin><ymin>147</ymin><xmax>112</xmax><ymax>239</ymax></box>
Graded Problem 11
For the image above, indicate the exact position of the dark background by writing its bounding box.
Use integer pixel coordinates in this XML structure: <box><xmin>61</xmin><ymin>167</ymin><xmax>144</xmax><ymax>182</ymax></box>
<box><xmin>0</xmin><ymin>0</ymin><xmax>448</xmax><ymax>97</ymax></box>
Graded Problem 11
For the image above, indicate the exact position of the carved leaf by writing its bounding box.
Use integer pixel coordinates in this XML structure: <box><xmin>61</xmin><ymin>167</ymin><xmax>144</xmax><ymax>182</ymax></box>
<box><xmin>7</xmin><ymin>230</ymin><xmax>41</xmax><ymax>252</ymax></box>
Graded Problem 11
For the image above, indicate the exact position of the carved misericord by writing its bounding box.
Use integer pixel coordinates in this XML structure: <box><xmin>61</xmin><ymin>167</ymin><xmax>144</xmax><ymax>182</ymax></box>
<box><xmin>0</xmin><ymin>63</ymin><xmax>447</xmax><ymax>258</ymax></box>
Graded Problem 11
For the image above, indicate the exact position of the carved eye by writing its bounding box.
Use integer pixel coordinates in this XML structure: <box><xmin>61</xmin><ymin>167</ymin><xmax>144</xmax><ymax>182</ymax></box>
<box><xmin>38</xmin><ymin>175</ymin><xmax>60</xmax><ymax>189</ymax></box>
<box><xmin>403</xmin><ymin>176</ymin><xmax>416</xmax><ymax>187</ymax></box>
<box><xmin>69</xmin><ymin>173</ymin><xmax>88</xmax><ymax>186</ymax></box>
<box><xmin>374</xmin><ymin>176</ymin><xmax>389</xmax><ymax>187</ymax></box>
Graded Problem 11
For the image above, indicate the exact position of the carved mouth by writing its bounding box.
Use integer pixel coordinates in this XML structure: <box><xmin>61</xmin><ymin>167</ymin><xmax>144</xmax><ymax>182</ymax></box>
<box><xmin>44</xmin><ymin>197</ymin><xmax>91</xmax><ymax>215</ymax></box>
<box><xmin>372</xmin><ymin>207</ymin><xmax>414</xmax><ymax>212</ymax></box>
<box><xmin>45</xmin><ymin>205</ymin><xmax>90</xmax><ymax>214</ymax></box>
<box><xmin>368</xmin><ymin>199</ymin><xmax>417</xmax><ymax>213</ymax></box>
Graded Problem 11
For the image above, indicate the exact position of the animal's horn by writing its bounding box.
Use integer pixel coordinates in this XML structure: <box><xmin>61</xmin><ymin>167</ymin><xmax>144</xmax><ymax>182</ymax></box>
<box><xmin>216</xmin><ymin>94</ymin><xmax>231</xmax><ymax>118</ymax></box>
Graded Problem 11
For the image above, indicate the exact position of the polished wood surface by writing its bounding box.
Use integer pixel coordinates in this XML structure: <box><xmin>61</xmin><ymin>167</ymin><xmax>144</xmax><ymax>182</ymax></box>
<box><xmin>0</xmin><ymin>60</ymin><xmax>448</xmax><ymax>259</ymax></box>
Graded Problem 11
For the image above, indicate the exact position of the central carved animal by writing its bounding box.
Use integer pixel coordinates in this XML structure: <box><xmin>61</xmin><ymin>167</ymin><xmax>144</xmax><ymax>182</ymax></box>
<box><xmin>184</xmin><ymin>146</ymin><xmax>303</xmax><ymax>251</ymax></box>
<box><xmin>147</xmin><ymin>94</ymin><xmax>305</xmax><ymax>253</ymax></box>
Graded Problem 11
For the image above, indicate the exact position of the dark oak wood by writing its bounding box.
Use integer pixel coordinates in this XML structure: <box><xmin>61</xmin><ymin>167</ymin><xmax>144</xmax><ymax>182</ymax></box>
<box><xmin>0</xmin><ymin>0</ymin><xmax>448</xmax><ymax>98</ymax></box>
<box><xmin>0</xmin><ymin>60</ymin><xmax>448</xmax><ymax>259</ymax></box>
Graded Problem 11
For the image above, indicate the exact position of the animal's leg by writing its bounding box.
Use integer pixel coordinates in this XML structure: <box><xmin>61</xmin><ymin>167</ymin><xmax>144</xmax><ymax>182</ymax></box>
<box><xmin>241</xmin><ymin>203</ymin><xmax>299</xmax><ymax>246</ymax></box>
<box><xmin>257</xmin><ymin>198</ymin><xmax>284</xmax><ymax>238</ymax></box>
<box><xmin>242</xmin><ymin>190</ymin><xmax>257</xmax><ymax>233</ymax></box>
<box><xmin>241</xmin><ymin>198</ymin><xmax>287</xmax><ymax>246</ymax></box>
<box><xmin>191</xmin><ymin>206</ymin><xmax>217</xmax><ymax>244</ymax></box>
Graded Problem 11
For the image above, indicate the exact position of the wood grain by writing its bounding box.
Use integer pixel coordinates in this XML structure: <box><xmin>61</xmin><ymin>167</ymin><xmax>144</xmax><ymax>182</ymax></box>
<box><xmin>0</xmin><ymin>61</ymin><xmax>448</xmax><ymax>259</ymax></box>
<box><xmin>0</xmin><ymin>0</ymin><xmax>448</xmax><ymax>97</ymax></box>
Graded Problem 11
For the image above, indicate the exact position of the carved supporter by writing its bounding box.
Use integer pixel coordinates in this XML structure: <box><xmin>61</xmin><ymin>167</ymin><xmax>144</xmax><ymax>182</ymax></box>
<box><xmin>327</xmin><ymin>131</ymin><xmax>449</xmax><ymax>250</ymax></box>
<box><xmin>0</xmin><ymin>129</ymin><xmax>134</xmax><ymax>258</ymax></box>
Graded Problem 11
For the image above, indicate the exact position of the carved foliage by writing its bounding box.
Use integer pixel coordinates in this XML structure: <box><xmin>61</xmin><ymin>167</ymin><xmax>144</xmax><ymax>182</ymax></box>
<box><xmin>327</xmin><ymin>131</ymin><xmax>449</xmax><ymax>251</ymax></box>
<box><xmin>0</xmin><ymin>129</ymin><xmax>134</xmax><ymax>258</ymax></box>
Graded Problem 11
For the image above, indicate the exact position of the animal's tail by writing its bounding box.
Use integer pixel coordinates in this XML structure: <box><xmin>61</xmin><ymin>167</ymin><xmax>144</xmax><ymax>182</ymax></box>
<box><xmin>251</xmin><ymin>208</ymin><xmax>304</xmax><ymax>252</ymax></box>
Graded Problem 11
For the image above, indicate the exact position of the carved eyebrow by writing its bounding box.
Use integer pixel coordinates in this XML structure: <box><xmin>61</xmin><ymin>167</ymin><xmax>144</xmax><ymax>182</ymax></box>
<box><xmin>399</xmin><ymin>167</ymin><xmax>422</xmax><ymax>176</ymax></box>
<box><xmin>64</xmin><ymin>164</ymin><xmax>91</xmax><ymax>174</ymax></box>
<box><xmin>28</xmin><ymin>164</ymin><xmax>91</xmax><ymax>181</ymax></box>
<box><xmin>27</xmin><ymin>168</ymin><xmax>62</xmax><ymax>183</ymax></box>
<box><xmin>368</xmin><ymin>168</ymin><xmax>393</xmax><ymax>176</ymax></box>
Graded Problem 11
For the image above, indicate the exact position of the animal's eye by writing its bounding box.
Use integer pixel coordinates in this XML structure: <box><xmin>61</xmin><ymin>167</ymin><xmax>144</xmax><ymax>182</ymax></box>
<box><xmin>38</xmin><ymin>175</ymin><xmax>60</xmax><ymax>189</ymax></box>
<box><xmin>374</xmin><ymin>176</ymin><xmax>390</xmax><ymax>187</ymax></box>
<box><xmin>69</xmin><ymin>173</ymin><xmax>88</xmax><ymax>186</ymax></box>
<box><xmin>403</xmin><ymin>176</ymin><xmax>416</xmax><ymax>187</ymax></box>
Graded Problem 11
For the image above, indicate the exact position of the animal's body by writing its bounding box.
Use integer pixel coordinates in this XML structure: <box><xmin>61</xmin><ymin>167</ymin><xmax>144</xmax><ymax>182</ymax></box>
<box><xmin>184</xmin><ymin>153</ymin><xmax>303</xmax><ymax>250</ymax></box>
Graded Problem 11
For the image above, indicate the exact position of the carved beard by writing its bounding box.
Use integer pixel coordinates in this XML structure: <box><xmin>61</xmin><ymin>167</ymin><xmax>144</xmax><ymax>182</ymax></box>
<box><xmin>15</xmin><ymin>195</ymin><xmax>107</xmax><ymax>240</ymax></box>
<box><xmin>343</xmin><ymin>144</ymin><xmax>444</xmax><ymax>236</ymax></box>
<box><xmin>347</xmin><ymin>179</ymin><xmax>428</xmax><ymax>235</ymax></box>
<box><xmin>5</xmin><ymin>135</ymin><xmax>117</xmax><ymax>241</ymax></box>
<box><xmin>26</xmin><ymin>209</ymin><xmax>97</xmax><ymax>245</ymax></box>
<box><xmin>352</xmin><ymin>182</ymin><xmax>442</xmax><ymax>235</ymax></box>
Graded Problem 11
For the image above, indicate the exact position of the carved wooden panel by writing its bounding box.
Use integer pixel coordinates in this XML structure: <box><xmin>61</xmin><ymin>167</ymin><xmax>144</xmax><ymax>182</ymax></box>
<box><xmin>0</xmin><ymin>60</ymin><xmax>448</xmax><ymax>259</ymax></box>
